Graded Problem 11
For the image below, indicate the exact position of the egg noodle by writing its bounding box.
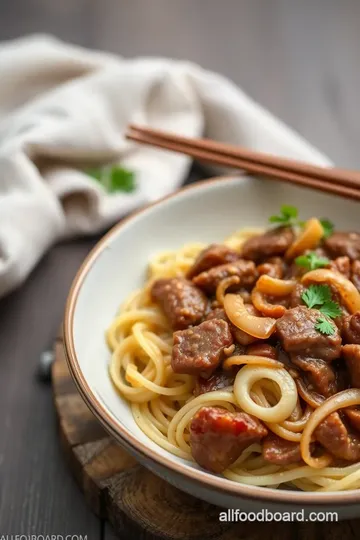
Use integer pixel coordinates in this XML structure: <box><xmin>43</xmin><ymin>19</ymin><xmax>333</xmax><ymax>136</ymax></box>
<box><xmin>107</xmin><ymin>228</ymin><xmax>360</xmax><ymax>492</ymax></box>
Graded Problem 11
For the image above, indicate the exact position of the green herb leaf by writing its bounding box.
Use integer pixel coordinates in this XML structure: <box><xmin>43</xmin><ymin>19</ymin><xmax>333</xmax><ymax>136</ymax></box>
<box><xmin>301</xmin><ymin>284</ymin><xmax>332</xmax><ymax>309</ymax></box>
<box><xmin>109</xmin><ymin>167</ymin><xmax>136</xmax><ymax>193</ymax></box>
<box><xmin>86</xmin><ymin>165</ymin><xmax>136</xmax><ymax>194</ymax></box>
<box><xmin>319</xmin><ymin>300</ymin><xmax>342</xmax><ymax>319</ymax></box>
<box><xmin>269</xmin><ymin>205</ymin><xmax>298</xmax><ymax>225</ymax></box>
<box><xmin>295</xmin><ymin>252</ymin><xmax>330</xmax><ymax>271</ymax></box>
<box><xmin>315</xmin><ymin>317</ymin><xmax>336</xmax><ymax>336</ymax></box>
<box><xmin>87</xmin><ymin>167</ymin><xmax>103</xmax><ymax>181</ymax></box>
<box><xmin>320</xmin><ymin>218</ymin><xmax>334</xmax><ymax>239</ymax></box>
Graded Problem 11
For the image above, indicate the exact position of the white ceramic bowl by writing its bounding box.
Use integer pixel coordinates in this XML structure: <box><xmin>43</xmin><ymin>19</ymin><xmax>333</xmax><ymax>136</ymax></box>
<box><xmin>64</xmin><ymin>176</ymin><xmax>360</xmax><ymax>519</ymax></box>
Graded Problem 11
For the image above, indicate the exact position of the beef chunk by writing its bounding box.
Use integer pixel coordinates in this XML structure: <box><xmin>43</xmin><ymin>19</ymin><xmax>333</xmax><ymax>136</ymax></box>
<box><xmin>290</xmin><ymin>283</ymin><xmax>306</xmax><ymax>308</ymax></box>
<box><xmin>205</xmin><ymin>306</ymin><xmax>257</xmax><ymax>346</ymax></box>
<box><xmin>345</xmin><ymin>408</ymin><xmax>360</xmax><ymax>432</ymax></box>
<box><xmin>291</xmin><ymin>356</ymin><xmax>337</xmax><ymax>397</ymax></box>
<box><xmin>329</xmin><ymin>256</ymin><xmax>351</xmax><ymax>278</ymax></box>
<box><xmin>276</xmin><ymin>307</ymin><xmax>341</xmax><ymax>362</ymax></box>
<box><xmin>151</xmin><ymin>278</ymin><xmax>208</xmax><ymax>330</ymax></box>
<box><xmin>342</xmin><ymin>344</ymin><xmax>360</xmax><ymax>388</ymax></box>
<box><xmin>246</xmin><ymin>343</ymin><xmax>277</xmax><ymax>359</ymax></box>
<box><xmin>315</xmin><ymin>412</ymin><xmax>360</xmax><ymax>461</ymax></box>
<box><xmin>343</xmin><ymin>313</ymin><xmax>360</xmax><ymax>344</ymax></box>
<box><xmin>257</xmin><ymin>257</ymin><xmax>285</xmax><ymax>279</ymax></box>
<box><xmin>193</xmin><ymin>259</ymin><xmax>257</xmax><ymax>295</ymax></box>
<box><xmin>190</xmin><ymin>406</ymin><xmax>267</xmax><ymax>473</ymax></box>
<box><xmin>324</xmin><ymin>232</ymin><xmax>360</xmax><ymax>260</ymax></box>
<box><xmin>187</xmin><ymin>244</ymin><xmax>239</xmax><ymax>279</ymax></box>
<box><xmin>262</xmin><ymin>433</ymin><xmax>302</xmax><ymax>465</ymax></box>
<box><xmin>241</xmin><ymin>226</ymin><xmax>294</xmax><ymax>261</ymax></box>
<box><xmin>172</xmin><ymin>319</ymin><xmax>233</xmax><ymax>376</ymax></box>
<box><xmin>194</xmin><ymin>371</ymin><xmax>236</xmax><ymax>396</ymax></box>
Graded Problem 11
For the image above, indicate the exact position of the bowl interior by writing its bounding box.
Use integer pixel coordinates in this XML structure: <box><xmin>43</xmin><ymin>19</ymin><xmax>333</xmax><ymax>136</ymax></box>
<box><xmin>68</xmin><ymin>175</ymin><xmax>360</xmax><ymax>498</ymax></box>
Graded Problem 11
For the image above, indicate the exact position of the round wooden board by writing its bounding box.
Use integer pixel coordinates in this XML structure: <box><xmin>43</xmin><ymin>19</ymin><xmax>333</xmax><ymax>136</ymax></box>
<box><xmin>53</xmin><ymin>330</ymin><xmax>359</xmax><ymax>540</ymax></box>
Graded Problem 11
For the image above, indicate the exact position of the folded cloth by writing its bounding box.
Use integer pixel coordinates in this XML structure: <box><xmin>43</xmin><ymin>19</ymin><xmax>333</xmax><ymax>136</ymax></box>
<box><xmin>0</xmin><ymin>35</ymin><xmax>331</xmax><ymax>298</ymax></box>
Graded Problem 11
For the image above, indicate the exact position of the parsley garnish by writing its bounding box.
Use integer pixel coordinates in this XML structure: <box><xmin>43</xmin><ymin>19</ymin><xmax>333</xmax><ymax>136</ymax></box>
<box><xmin>269</xmin><ymin>205</ymin><xmax>298</xmax><ymax>226</ymax></box>
<box><xmin>315</xmin><ymin>317</ymin><xmax>336</xmax><ymax>336</ymax></box>
<box><xmin>320</xmin><ymin>218</ymin><xmax>334</xmax><ymax>239</ymax></box>
<box><xmin>87</xmin><ymin>166</ymin><xmax>136</xmax><ymax>194</ymax></box>
<box><xmin>301</xmin><ymin>284</ymin><xmax>342</xmax><ymax>335</ymax></box>
<box><xmin>301</xmin><ymin>284</ymin><xmax>331</xmax><ymax>308</ymax></box>
<box><xmin>268</xmin><ymin>206</ymin><xmax>334</xmax><ymax>240</ymax></box>
<box><xmin>295</xmin><ymin>252</ymin><xmax>330</xmax><ymax>271</ymax></box>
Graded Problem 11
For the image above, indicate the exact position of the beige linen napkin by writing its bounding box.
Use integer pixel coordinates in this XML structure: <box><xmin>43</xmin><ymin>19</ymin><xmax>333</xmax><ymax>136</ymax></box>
<box><xmin>0</xmin><ymin>35</ymin><xmax>331</xmax><ymax>298</ymax></box>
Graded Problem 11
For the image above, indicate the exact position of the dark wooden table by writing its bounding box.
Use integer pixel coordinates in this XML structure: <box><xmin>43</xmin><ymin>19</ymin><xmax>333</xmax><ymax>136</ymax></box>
<box><xmin>1</xmin><ymin>0</ymin><xmax>360</xmax><ymax>537</ymax></box>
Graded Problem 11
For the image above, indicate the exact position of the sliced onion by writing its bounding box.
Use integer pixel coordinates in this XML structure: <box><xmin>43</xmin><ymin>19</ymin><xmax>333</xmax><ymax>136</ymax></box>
<box><xmin>285</xmin><ymin>218</ymin><xmax>324</xmax><ymax>260</ymax></box>
<box><xmin>251</xmin><ymin>289</ymin><xmax>286</xmax><ymax>318</ymax></box>
<box><xmin>301</xmin><ymin>389</ymin><xmax>360</xmax><ymax>468</ymax></box>
<box><xmin>216</xmin><ymin>276</ymin><xmax>240</xmax><ymax>306</ymax></box>
<box><xmin>224</xmin><ymin>294</ymin><xmax>276</xmax><ymax>339</ymax></box>
<box><xmin>223</xmin><ymin>354</ymin><xmax>283</xmax><ymax>370</ymax></box>
<box><xmin>256</xmin><ymin>275</ymin><xmax>296</xmax><ymax>296</ymax></box>
<box><xmin>282</xmin><ymin>405</ymin><xmax>313</xmax><ymax>432</ymax></box>
<box><xmin>234</xmin><ymin>365</ymin><xmax>298</xmax><ymax>423</ymax></box>
<box><xmin>296</xmin><ymin>378</ymin><xmax>324</xmax><ymax>409</ymax></box>
<box><xmin>301</xmin><ymin>268</ymin><xmax>360</xmax><ymax>313</ymax></box>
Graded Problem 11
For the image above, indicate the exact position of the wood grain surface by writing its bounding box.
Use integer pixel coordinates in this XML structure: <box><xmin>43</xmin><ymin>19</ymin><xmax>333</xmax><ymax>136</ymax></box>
<box><xmin>1</xmin><ymin>0</ymin><xmax>360</xmax><ymax>537</ymax></box>
<box><xmin>53</xmin><ymin>332</ymin><xmax>360</xmax><ymax>540</ymax></box>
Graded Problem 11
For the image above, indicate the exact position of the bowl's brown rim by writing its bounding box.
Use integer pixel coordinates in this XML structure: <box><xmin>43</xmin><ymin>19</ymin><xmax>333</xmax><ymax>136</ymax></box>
<box><xmin>64</xmin><ymin>175</ymin><xmax>360</xmax><ymax>506</ymax></box>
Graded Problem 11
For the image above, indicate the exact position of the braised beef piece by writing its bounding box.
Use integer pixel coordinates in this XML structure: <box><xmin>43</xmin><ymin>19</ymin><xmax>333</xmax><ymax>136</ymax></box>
<box><xmin>342</xmin><ymin>313</ymin><xmax>360</xmax><ymax>344</ymax></box>
<box><xmin>151</xmin><ymin>278</ymin><xmax>208</xmax><ymax>330</ymax></box>
<box><xmin>276</xmin><ymin>306</ymin><xmax>341</xmax><ymax>362</ymax></box>
<box><xmin>194</xmin><ymin>370</ymin><xmax>236</xmax><ymax>396</ymax></box>
<box><xmin>342</xmin><ymin>344</ymin><xmax>360</xmax><ymax>388</ymax></box>
<box><xmin>257</xmin><ymin>257</ymin><xmax>285</xmax><ymax>279</ymax></box>
<box><xmin>245</xmin><ymin>343</ymin><xmax>277</xmax><ymax>359</ymax></box>
<box><xmin>352</xmin><ymin>261</ymin><xmax>360</xmax><ymax>292</ymax></box>
<box><xmin>205</xmin><ymin>305</ymin><xmax>258</xmax><ymax>346</ymax></box>
<box><xmin>262</xmin><ymin>433</ymin><xmax>302</xmax><ymax>465</ymax></box>
<box><xmin>187</xmin><ymin>244</ymin><xmax>239</xmax><ymax>279</ymax></box>
<box><xmin>205</xmin><ymin>307</ymin><xmax>227</xmax><ymax>322</ymax></box>
<box><xmin>172</xmin><ymin>319</ymin><xmax>233</xmax><ymax>376</ymax></box>
<box><xmin>324</xmin><ymin>232</ymin><xmax>360</xmax><ymax>260</ymax></box>
<box><xmin>190</xmin><ymin>406</ymin><xmax>267</xmax><ymax>473</ymax></box>
<box><xmin>315</xmin><ymin>412</ymin><xmax>360</xmax><ymax>461</ymax></box>
<box><xmin>241</xmin><ymin>226</ymin><xmax>294</xmax><ymax>261</ymax></box>
<box><xmin>290</xmin><ymin>283</ymin><xmax>345</xmax><ymax>331</ymax></box>
<box><xmin>345</xmin><ymin>409</ymin><xmax>360</xmax><ymax>432</ymax></box>
<box><xmin>276</xmin><ymin>343</ymin><xmax>296</xmax><ymax>369</ymax></box>
<box><xmin>329</xmin><ymin>256</ymin><xmax>351</xmax><ymax>278</ymax></box>
<box><xmin>291</xmin><ymin>356</ymin><xmax>337</xmax><ymax>397</ymax></box>
<box><xmin>193</xmin><ymin>259</ymin><xmax>257</xmax><ymax>295</ymax></box>
<box><xmin>290</xmin><ymin>283</ymin><xmax>306</xmax><ymax>308</ymax></box>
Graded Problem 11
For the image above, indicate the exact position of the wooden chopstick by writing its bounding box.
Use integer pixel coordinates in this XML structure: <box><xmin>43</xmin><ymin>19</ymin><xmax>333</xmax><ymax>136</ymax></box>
<box><xmin>128</xmin><ymin>124</ymin><xmax>360</xmax><ymax>191</ymax></box>
<box><xmin>126</xmin><ymin>126</ymin><xmax>360</xmax><ymax>201</ymax></box>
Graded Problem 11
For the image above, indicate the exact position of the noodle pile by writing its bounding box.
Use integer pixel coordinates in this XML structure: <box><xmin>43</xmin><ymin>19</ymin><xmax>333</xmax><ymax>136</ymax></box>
<box><xmin>107</xmin><ymin>229</ymin><xmax>360</xmax><ymax>492</ymax></box>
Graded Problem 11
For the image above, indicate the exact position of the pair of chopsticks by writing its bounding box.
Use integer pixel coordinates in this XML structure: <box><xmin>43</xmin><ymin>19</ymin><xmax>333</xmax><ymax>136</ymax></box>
<box><xmin>126</xmin><ymin>125</ymin><xmax>360</xmax><ymax>201</ymax></box>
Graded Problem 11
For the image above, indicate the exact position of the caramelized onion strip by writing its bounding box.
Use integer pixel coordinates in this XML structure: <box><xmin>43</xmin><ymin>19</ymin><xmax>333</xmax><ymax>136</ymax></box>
<box><xmin>301</xmin><ymin>389</ymin><xmax>360</xmax><ymax>468</ymax></box>
<box><xmin>285</xmin><ymin>218</ymin><xmax>324</xmax><ymax>260</ymax></box>
<box><xmin>296</xmin><ymin>378</ymin><xmax>325</xmax><ymax>409</ymax></box>
<box><xmin>224</xmin><ymin>294</ymin><xmax>276</xmax><ymax>339</ymax></box>
<box><xmin>301</xmin><ymin>269</ymin><xmax>360</xmax><ymax>313</ymax></box>
<box><xmin>223</xmin><ymin>354</ymin><xmax>283</xmax><ymax>370</ymax></box>
<box><xmin>256</xmin><ymin>275</ymin><xmax>296</xmax><ymax>296</ymax></box>
<box><xmin>216</xmin><ymin>276</ymin><xmax>241</xmax><ymax>306</ymax></box>
<box><xmin>251</xmin><ymin>289</ymin><xmax>286</xmax><ymax>318</ymax></box>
